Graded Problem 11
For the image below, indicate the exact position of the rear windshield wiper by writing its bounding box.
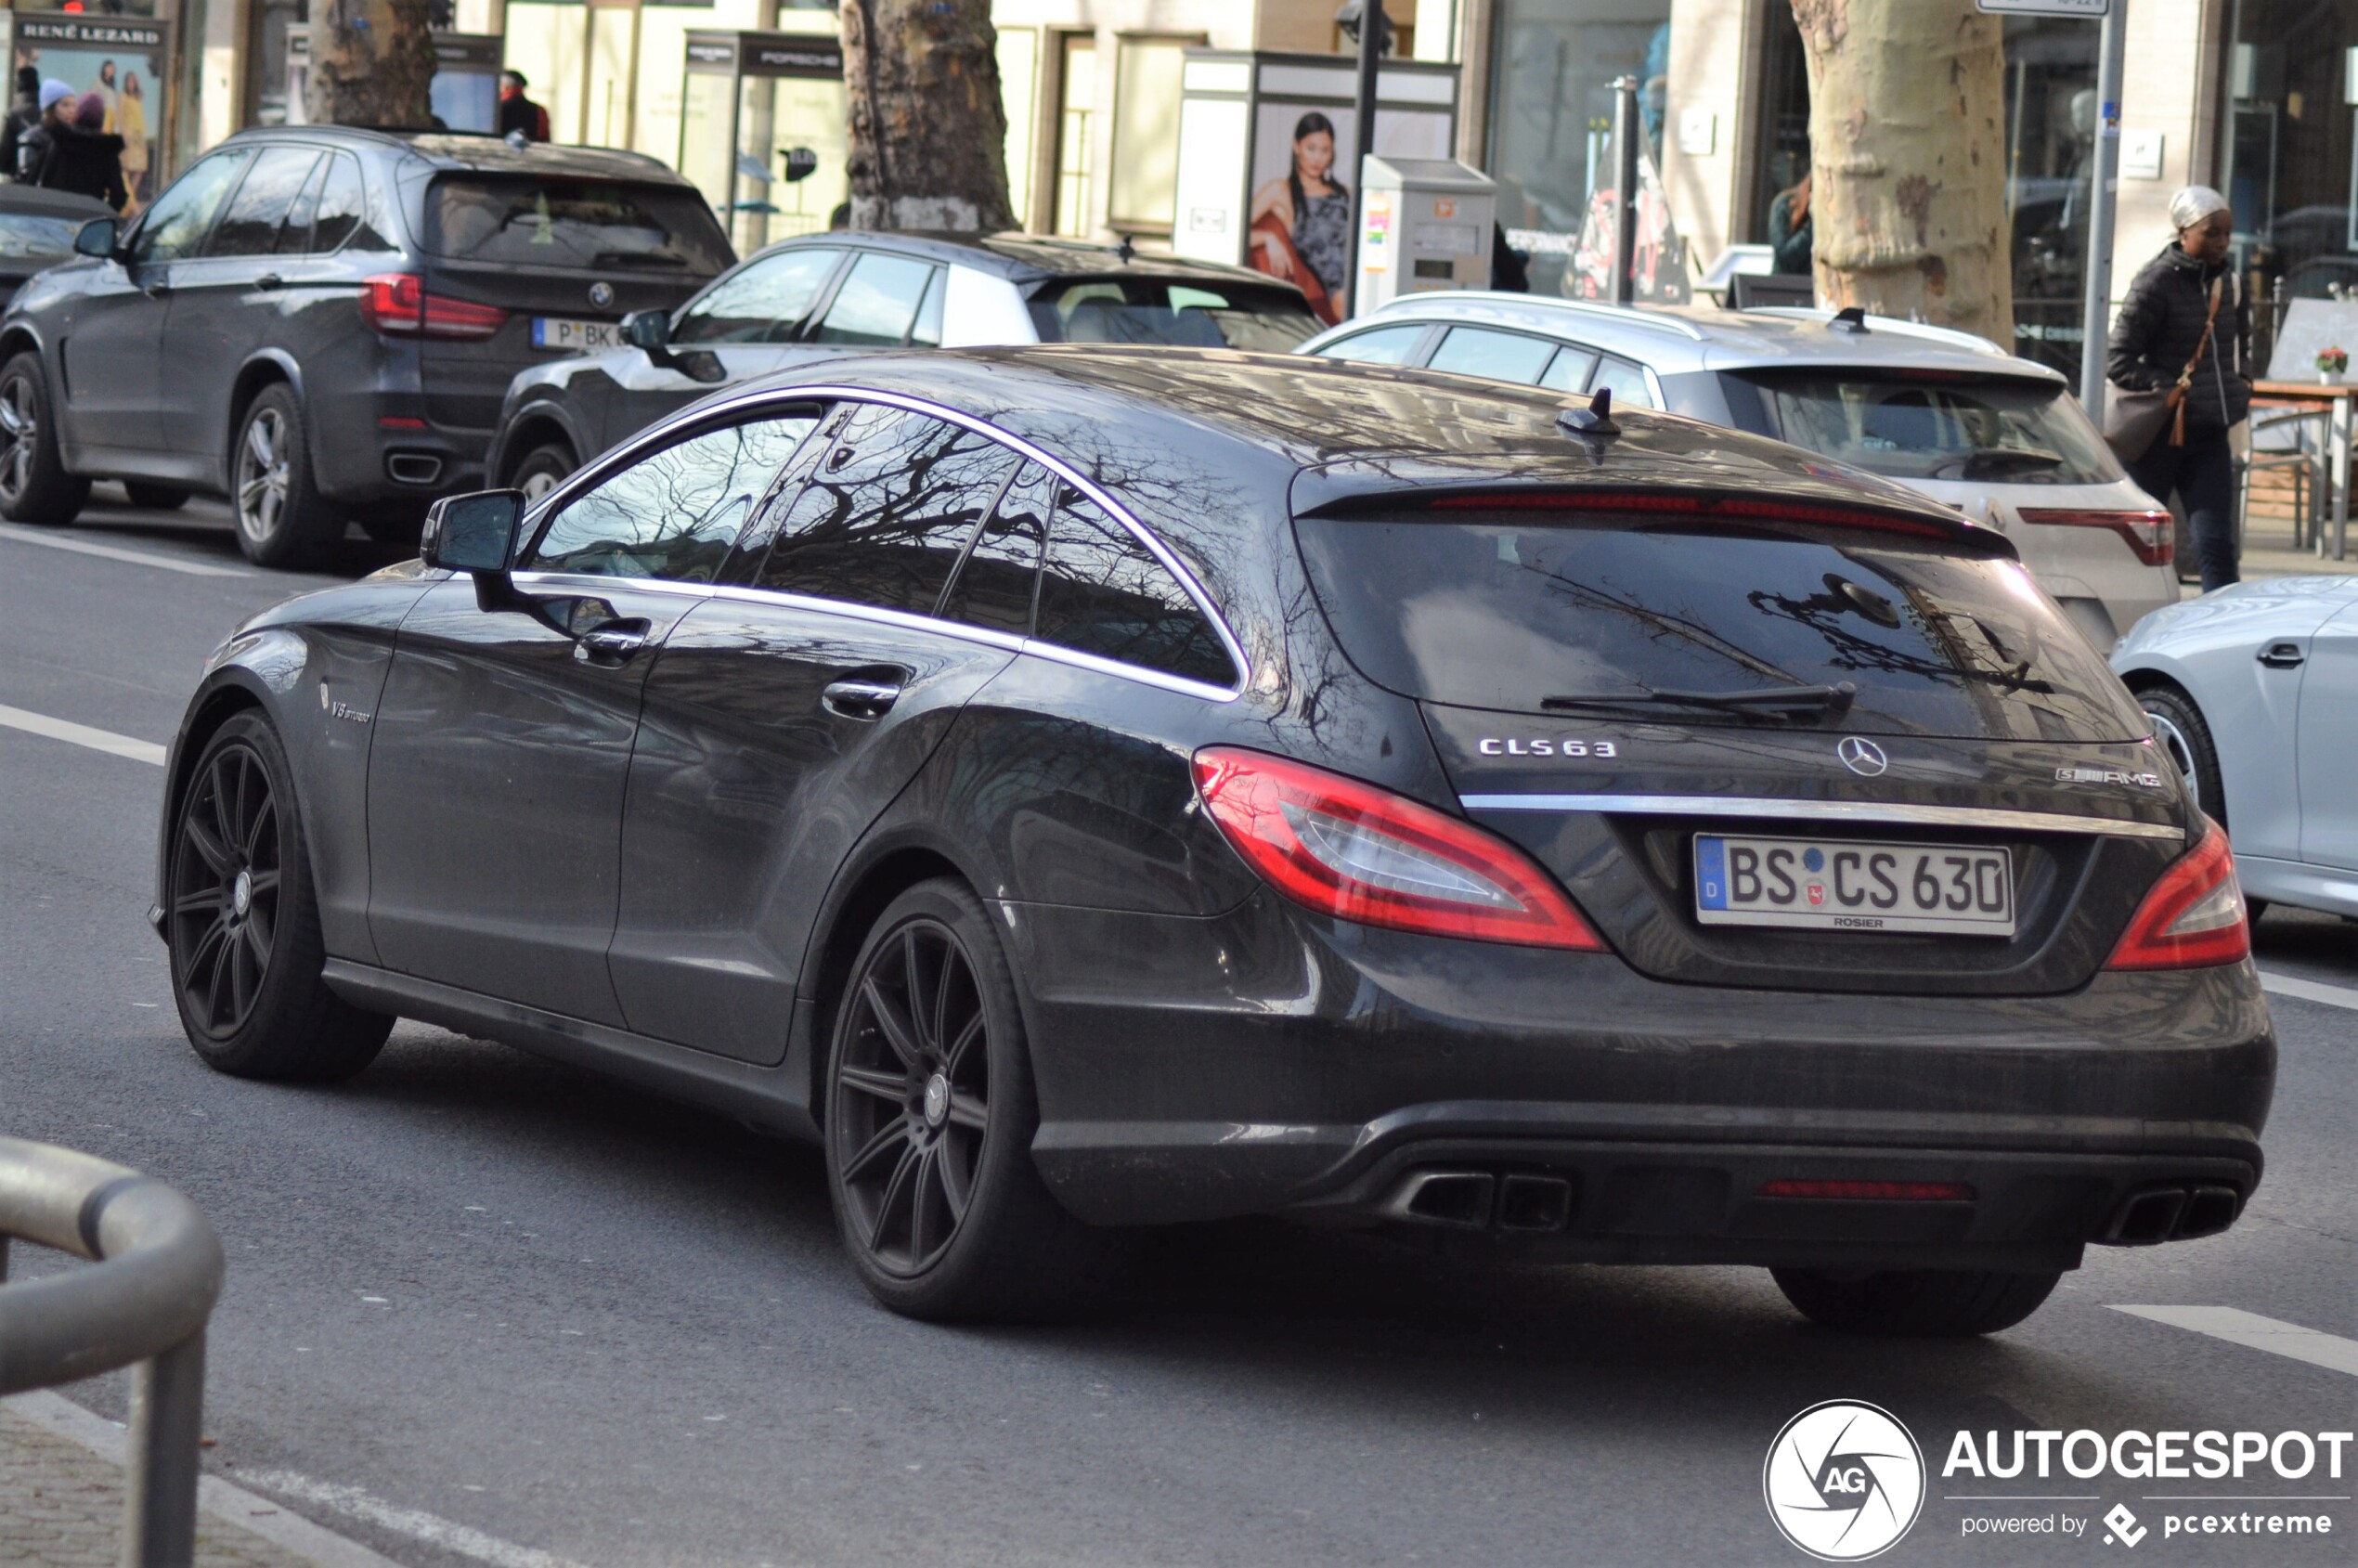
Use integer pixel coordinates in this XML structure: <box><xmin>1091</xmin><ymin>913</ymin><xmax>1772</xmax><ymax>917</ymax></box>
<box><xmin>1540</xmin><ymin>681</ymin><xmax>1858</xmax><ymax>724</ymax></box>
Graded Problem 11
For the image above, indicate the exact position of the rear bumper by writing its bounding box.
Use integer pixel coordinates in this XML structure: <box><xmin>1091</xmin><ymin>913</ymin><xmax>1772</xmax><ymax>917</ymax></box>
<box><xmin>1003</xmin><ymin>892</ymin><xmax>2274</xmax><ymax>1262</ymax></box>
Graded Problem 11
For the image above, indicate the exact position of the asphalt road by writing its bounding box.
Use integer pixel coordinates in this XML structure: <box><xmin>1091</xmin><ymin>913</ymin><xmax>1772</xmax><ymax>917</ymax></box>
<box><xmin>2</xmin><ymin>498</ymin><xmax>2352</xmax><ymax>1568</ymax></box>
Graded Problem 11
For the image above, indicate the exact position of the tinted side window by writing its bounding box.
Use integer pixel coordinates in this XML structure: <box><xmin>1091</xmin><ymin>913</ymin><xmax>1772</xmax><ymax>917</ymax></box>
<box><xmin>1316</xmin><ymin>324</ymin><xmax>1427</xmax><ymax>365</ymax></box>
<box><xmin>276</xmin><ymin>155</ymin><xmax>330</xmax><ymax>255</ymax></box>
<box><xmin>757</xmin><ymin>407</ymin><xmax>1023</xmax><ymax>614</ymax></box>
<box><xmin>673</xmin><ymin>248</ymin><xmax>842</xmax><ymax>345</ymax></box>
<box><xmin>1426</xmin><ymin>326</ymin><xmax>1556</xmax><ymax>384</ymax></box>
<box><xmin>1035</xmin><ymin>493</ymin><xmax>1235</xmax><ymax>687</ymax></box>
<box><xmin>132</xmin><ymin>151</ymin><xmax>249</xmax><ymax>264</ymax></box>
<box><xmin>939</xmin><ymin>461</ymin><xmax>1054</xmax><ymax>635</ymax></box>
<box><xmin>810</xmin><ymin>253</ymin><xmax>937</xmax><ymax>346</ymax></box>
<box><xmin>311</xmin><ymin>155</ymin><xmax>383</xmax><ymax>253</ymax></box>
<box><xmin>524</xmin><ymin>415</ymin><xmax>816</xmax><ymax>581</ymax></box>
<box><xmin>210</xmin><ymin>148</ymin><xmax>321</xmax><ymax>258</ymax></box>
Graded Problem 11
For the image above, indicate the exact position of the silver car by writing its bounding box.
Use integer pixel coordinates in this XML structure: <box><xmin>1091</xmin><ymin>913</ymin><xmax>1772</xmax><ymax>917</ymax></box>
<box><xmin>2112</xmin><ymin>575</ymin><xmax>2358</xmax><ymax>920</ymax></box>
<box><xmin>1301</xmin><ymin>295</ymin><xmax>2176</xmax><ymax>649</ymax></box>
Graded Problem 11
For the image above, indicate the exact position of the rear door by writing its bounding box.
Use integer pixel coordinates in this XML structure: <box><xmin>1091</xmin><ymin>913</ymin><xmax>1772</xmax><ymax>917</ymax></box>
<box><xmin>416</xmin><ymin>174</ymin><xmax>735</xmax><ymax>437</ymax></box>
<box><xmin>2298</xmin><ymin>596</ymin><xmax>2358</xmax><ymax>870</ymax></box>
<box><xmin>367</xmin><ymin>408</ymin><xmax>813</xmax><ymax>1021</ymax></box>
<box><xmin>607</xmin><ymin>402</ymin><xmax>1028</xmax><ymax>1060</ymax></box>
<box><xmin>159</xmin><ymin>144</ymin><xmax>320</xmax><ymax>455</ymax></box>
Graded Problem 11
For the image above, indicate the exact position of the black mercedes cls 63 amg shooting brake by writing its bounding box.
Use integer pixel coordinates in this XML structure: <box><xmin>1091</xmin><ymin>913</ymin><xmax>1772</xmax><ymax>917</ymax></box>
<box><xmin>152</xmin><ymin>348</ymin><xmax>2273</xmax><ymax>1330</ymax></box>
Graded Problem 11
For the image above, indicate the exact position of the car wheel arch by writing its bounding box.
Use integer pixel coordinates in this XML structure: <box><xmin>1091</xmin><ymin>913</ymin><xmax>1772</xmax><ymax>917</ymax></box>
<box><xmin>163</xmin><ymin>680</ymin><xmax>271</xmax><ymax>866</ymax></box>
<box><xmin>227</xmin><ymin>356</ymin><xmax>306</xmax><ymax>470</ymax></box>
<box><xmin>498</xmin><ymin>411</ymin><xmax>580</xmax><ymax>486</ymax></box>
<box><xmin>797</xmin><ymin>840</ymin><xmax>991</xmax><ymax>1128</ymax></box>
<box><xmin>2121</xmin><ymin>670</ymin><xmax>2227</xmax><ymax>824</ymax></box>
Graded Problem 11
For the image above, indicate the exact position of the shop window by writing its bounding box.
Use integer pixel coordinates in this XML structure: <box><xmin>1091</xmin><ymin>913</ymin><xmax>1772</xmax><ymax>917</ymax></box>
<box><xmin>1054</xmin><ymin>34</ymin><xmax>1098</xmax><ymax>239</ymax></box>
<box><xmin>2223</xmin><ymin>1</ymin><xmax>2358</xmax><ymax>307</ymax></box>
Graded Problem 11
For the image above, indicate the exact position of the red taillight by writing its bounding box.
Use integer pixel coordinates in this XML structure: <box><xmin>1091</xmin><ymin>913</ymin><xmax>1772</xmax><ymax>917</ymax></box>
<box><xmin>1191</xmin><ymin>746</ymin><xmax>1605</xmax><ymax>950</ymax></box>
<box><xmin>1758</xmin><ymin>1179</ymin><xmax>1976</xmax><ymax>1201</ymax></box>
<box><xmin>2015</xmin><ymin>508</ymin><xmax>2174</xmax><ymax>566</ymax></box>
<box><xmin>2105</xmin><ymin>819</ymin><xmax>2250</xmax><ymax>970</ymax></box>
<box><xmin>359</xmin><ymin>273</ymin><xmax>509</xmax><ymax>341</ymax></box>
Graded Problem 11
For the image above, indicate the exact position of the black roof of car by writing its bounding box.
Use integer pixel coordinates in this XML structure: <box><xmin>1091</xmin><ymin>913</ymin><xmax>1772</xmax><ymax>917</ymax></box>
<box><xmin>219</xmin><ymin>125</ymin><xmax>693</xmax><ymax>185</ymax></box>
<box><xmin>756</xmin><ymin>229</ymin><xmax>1296</xmax><ymax>291</ymax></box>
<box><xmin>745</xmin><ymin>346</ymin><xmax>1989</xmax><ymax>536</ymax></box>
<box><xmin>0</xmin><ymin>185</ymin><xmax>111</xmax><ymax>220</ymax></box>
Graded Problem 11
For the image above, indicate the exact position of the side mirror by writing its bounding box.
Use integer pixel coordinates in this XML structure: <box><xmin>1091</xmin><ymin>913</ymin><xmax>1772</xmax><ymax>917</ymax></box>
<box><xmin>623</xmin><ymin>308</ymin><xmax>671</xmax><ymax>352</ymax></box>
<box><xmin>72</xmin><ymin>217</ymin><xmax>118</xmax><ymax>260</ymax></box>
<box><xmin>421</xmin><ymin>488</ymin><xmax>524</xmax><ymax>575</ymax></box>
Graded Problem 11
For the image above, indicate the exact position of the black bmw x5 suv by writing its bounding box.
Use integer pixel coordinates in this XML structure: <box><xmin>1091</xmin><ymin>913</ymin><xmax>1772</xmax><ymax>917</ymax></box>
<box><xmin>154</xmin><ymin>349</ymin><xmax>2271</xmax><ymax>1330</ymax></box>
<box><xmin>0</xmin><ymin>126</ymin><xmax>730</xmax><ymax>566</ymax></box>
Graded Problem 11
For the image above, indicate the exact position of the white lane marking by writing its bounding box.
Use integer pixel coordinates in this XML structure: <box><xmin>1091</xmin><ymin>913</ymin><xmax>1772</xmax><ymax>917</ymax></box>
<box><xmin>2257</xmin><ymin>968</ymin><xmax>2358</xmax><ymax>1013</ymax></box>
<box><xmin>5</xmin><ymin>1391</ymin><xmax>405</xmax><ymax>1568</ymax></box>
<box><xmin>0</xmin><ymin>520</ymin><xmax>252</xmax><ymax>577</ymax></box>
<box><xmin>241</xmin><ymin>1469</ymin><xmax>592</xmax><ymax>1568</ymax></box>
<box><xmin>0</xmin><ymin>701</ymin><xmax>165</xmax><ymax>765</ymax></box>
<box><xmin>2109</xmin><ymin>1305</ymin><xmax>2358</xmax><ymax>1378</ymax></box>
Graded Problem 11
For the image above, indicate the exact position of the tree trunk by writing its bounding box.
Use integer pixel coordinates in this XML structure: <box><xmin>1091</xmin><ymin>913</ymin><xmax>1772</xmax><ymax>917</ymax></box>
<box><xmin>304</xmin><ymin>0</ymin><xmax>436</xmax><ymax>129</ymax></box>
<box><xmin>840</xmin><ymin>0</ymin><xmax>1015</xmax><ymax>233</ymax></box>
<box><xmin>1791</xmin><ymin>0</ymin><xmax>2013</xmax><ymax>344</ymax></box>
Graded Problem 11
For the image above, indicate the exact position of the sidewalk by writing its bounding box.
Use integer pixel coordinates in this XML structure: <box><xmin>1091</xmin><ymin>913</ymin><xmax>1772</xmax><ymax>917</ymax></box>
<box><xmin>1</xmin><ymin>1393</ymin><xmax>395</xmax><ymax>1568</ymax></box>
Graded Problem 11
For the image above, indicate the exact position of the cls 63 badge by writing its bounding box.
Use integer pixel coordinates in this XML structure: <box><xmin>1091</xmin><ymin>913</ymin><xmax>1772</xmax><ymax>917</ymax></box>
<box><xmin>1476</xmin><ymin>737</ymin><xmax>1618</xmax><ymax>758</ymax></box>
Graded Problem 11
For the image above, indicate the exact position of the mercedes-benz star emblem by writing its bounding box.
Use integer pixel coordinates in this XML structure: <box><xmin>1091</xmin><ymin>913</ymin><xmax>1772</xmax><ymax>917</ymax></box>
<box><xmin>588</xmin><ymin>281</ymin><xmax>615</xmax><ymax>309</ymax></box>
<box><xmin>1836</xmin><ymin>736</ymin><xmax>1888</xmax><ymax>777</ymax></box>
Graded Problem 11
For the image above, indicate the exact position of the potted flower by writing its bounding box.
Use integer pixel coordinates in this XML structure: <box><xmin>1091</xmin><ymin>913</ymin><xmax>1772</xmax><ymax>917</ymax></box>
<box><xmin>2319</xmin><ymin>346</ymin><xmax>2349</xmax><ymax>385</ymax></box>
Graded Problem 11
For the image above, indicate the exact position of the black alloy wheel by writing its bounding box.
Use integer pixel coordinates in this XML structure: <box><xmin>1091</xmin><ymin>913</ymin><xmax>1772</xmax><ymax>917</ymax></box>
<box><xmin>0</xmin><ymin>351</ymin><xmax>88</xmax><ymax>525</ymax></box>
<box><xmin>165</xmin><ymin>713</ymin><xmax>392</xmax><ymax>1081</ymax></box>
<box><xmin>825</xmin><ymin>880</ymin><xmax>1133</xmax><ymax>1319</ymax></box>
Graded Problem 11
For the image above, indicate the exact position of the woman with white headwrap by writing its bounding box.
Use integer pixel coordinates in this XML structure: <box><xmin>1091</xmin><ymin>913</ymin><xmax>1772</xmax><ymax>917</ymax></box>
<box><xmin>2105</xmin><ymin>185</ymin><xmax>2249</xmax><ymax>591</ymax></box>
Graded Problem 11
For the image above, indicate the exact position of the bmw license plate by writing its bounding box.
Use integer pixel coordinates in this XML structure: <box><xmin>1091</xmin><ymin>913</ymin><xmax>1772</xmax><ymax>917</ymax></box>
<box><xmin>1694</xmin><ymin>834</ymin><xmax>2015</xmax><ymax>937</ymax></box>
<box><xmin>532</xmin><ymin>317</ymin><xmax>623</xmax><ymax>351</ymax></box>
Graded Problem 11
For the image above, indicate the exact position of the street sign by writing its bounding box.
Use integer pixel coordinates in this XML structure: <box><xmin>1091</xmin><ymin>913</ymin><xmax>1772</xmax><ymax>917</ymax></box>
<box><xmin>1976</xmin><ymin>0</ymin><xmax>2110</xmax><ymax>14</ymax></box>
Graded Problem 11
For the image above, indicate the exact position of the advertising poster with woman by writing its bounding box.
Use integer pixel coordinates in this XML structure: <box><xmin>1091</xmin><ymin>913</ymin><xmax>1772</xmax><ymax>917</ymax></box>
<box><xmin>9</xmin><ymin>14</ymin><xmax>170</xmax><ymax>214</ymax></box>
<box><xmin>1244</xmin><ymin>104</ymin><xmax>1450</xmax><ymax>326</ymax></box>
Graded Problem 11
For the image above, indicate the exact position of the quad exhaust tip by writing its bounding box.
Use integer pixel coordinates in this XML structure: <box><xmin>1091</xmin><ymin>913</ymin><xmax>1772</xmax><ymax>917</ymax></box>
<box><xmin>2106</xmin><ymin>1184</ymin><xmax>2241</xmax><ymax>1245</ymax></box>
<box><xmin>1384</xmin><ymin>1170</ymin><xmax>1574</xmax><ymax>1232</ymax></box>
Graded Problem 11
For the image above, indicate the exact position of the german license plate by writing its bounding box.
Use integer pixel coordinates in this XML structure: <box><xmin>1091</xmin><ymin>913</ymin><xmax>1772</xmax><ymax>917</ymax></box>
<box><xmin>1694</xmin><ymin>834</ymin><xmax>2015</xmax><ymax>936</ymax></box>
<box><xmin>532</xmin><ymin>317</ymin><xmax>623</xmax><ymax>351</ymax></box>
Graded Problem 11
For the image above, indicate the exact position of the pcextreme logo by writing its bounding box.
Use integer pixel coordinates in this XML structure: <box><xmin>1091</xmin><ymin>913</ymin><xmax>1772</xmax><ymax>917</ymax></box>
<box><xmin>1764</xmin><ymin>1400</ymin><xmax>1927</xmax><ymax>1561</ymax></box>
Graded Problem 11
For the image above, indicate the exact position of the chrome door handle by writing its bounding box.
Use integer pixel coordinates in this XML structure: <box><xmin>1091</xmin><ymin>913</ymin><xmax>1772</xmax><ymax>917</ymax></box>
<box><xmin>576</xmin><ymin>625</ymin><xmax>649</xmax><ymax>664</ymax></box>
<box><xmin>2257</xmin><ymin>641</ymin><xmax>2306</xmax><ymax>668</ymax></box>
<box><xmin>822</xmin><ymin>678</ymin><xmax>901</xmax><ymax>719</ymax></box>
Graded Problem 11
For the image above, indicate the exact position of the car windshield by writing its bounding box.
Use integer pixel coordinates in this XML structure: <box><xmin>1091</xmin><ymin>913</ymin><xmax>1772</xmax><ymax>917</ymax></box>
<box><xmin>1294</xmin><ymin>510</ymin><xmax>2146</xmax><ymax>741</ymax></box>
<box><xmin>1027</xmin><ymin>278</ymin><xmax>1320</xmax><ymax>351</ymax></box>
<box><xmin>424</xmin><ymin>177</ymin><xmax>733</xmax><ymax>273</ymax></box>
<box><xmin>0</xmin><ymin>213</ymin><xmax>82</xmax><ymax>264</ymax></box>
<box><xmin>1737</xmin><ymin>371</ymin><xmax>2122</xmax><ymax>486</ymax></box>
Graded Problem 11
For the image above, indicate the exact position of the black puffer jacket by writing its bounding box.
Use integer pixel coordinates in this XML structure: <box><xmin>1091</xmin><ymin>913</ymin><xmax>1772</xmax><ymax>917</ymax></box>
<box><xmin>2107</xmin><ymin>244</ymin><xmax>2251</xmax><ymax>430</ymax></box>
<box><xmin>27</xmin><ymin>122</ymin><xmax>125</xmax><ymax>211</ymax></box>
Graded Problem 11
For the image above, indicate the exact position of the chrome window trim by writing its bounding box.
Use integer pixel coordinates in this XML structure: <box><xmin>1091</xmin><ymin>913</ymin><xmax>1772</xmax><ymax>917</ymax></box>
<box><xmin>1458</xmin><ymin>793</ymin><xmax>2185</xmax><ymax>842</ymax></box>
<box><xmin>520</xmin><ymin>382</ymin><xmax>1250</xmax><ymax>699</ymax></box>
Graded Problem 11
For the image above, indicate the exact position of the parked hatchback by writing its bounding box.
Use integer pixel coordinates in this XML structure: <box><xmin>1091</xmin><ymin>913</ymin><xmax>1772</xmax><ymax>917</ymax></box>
<box><xmin>157</xmin><ymin>348</ymin><xmax>2268</xmax><ymax>1331</ymax></box>
<box><xmin>488</xmin><ymin>232</ymin><xmax>1322</xmax><ymax>499</ymax></box>
<box><xmin>1302</xmin><ymin>296</ymin><xmax>2175</xmax><ymax>649</ymax></box>
<box><xmin>0</xmin><ymin>127</ymin><xmax>732</xmax><ymax>565</ymax></box>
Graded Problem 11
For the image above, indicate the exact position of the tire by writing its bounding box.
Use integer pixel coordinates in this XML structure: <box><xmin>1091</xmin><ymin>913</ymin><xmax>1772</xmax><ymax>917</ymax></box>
<box><xmin>2138</xmin><ymin>683</ymin><xmax>2226</xmax><ymax>829</ymax></box>
<box><xmin>509</xmin><ymin>441</ymin><xmax>576</xmax><ymax>507</ymax></box>
<box><xmin>123</xmin><ymin>481</ymin><xmax>190</xmax><ymax>510</ymax></box>
<box><xmin>165</xmin><ymin>711</ymin><xmax>392</xmax><ymax>1082</ymax></box>
<box><xmin>0</xmin><ymin>351</ymin><xmax>88</xmax><ymax>525</ymax></box>
<box><xmin>1771</xmin><ymin>1266</ymin><xmax>2062</xmax><ymax>1337</ymax></box>
<box><xmin>231</xmin><ymin>383</ymin><xmax>341</xmax><ymax>568</ymax></box>
<box><xmin>824</xmin><ymin>878</ymin><xmax>1133</xmax><ymax>1321</ymax></box>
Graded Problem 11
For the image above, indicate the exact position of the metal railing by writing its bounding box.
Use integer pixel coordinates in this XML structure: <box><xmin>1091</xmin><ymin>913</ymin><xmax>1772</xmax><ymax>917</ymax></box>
<box><xmin>0</xmin><ymin>1136</ymin><xmax>225</xmax><ymax>1568</ymax></box>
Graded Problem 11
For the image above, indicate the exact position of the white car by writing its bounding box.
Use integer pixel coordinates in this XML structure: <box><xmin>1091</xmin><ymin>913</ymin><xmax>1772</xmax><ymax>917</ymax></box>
<box><xmin>1301</xmin><ymin>295</ymin><xmax>2177</xmax><ymax>649</ymax></box>
<box><xmin>2112</xmin><ymin>575</ymin><xmax>2358</xmax><ymax>918</ymax></box>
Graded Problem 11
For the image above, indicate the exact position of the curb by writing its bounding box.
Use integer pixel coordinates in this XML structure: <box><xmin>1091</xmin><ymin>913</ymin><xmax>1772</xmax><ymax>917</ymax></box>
<box><xmin>3</xmin><ymin>1391</ymin><xmax>405</xmax><ymax>1568</ymax></box>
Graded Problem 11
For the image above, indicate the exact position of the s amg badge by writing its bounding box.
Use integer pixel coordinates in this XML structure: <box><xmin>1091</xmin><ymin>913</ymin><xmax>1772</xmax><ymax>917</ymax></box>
<box><xmin>588</xmin><ymin>281</ymin><xmax>615</xmax><ymax>309</ymax></box>
<box><xmin>1837</xmin><ymin>736</ymin><xmax>1888</xmax><ymax>777</ymax></box>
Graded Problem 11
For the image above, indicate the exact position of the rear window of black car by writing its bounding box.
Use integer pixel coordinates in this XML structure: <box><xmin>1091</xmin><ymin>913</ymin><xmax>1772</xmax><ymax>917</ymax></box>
<box><xmin>0</xmin><ymin>213</ymin><xmax>83</xmax><ymax>265</ymax></box>
<box><xmin>424</xmin><ymin>177</ymin><xmax>732</xmax><ymax>273</ymax></box>
<box><xmin>1027</xmin><ymin>278</ymin><xmax>1319</xmax><ymax>351</ymax></box>
<box><xmin>1293</xmin><ymin>511</ymin><xmax>2146</xmax><ymax>741</ymax></box>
